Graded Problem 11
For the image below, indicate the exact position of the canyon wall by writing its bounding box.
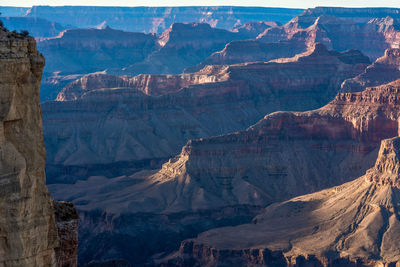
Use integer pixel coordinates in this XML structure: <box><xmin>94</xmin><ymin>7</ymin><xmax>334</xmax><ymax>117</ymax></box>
<box><xmin>0</xmin><ymin>25</ymin><xmax>58</xmax><ymax>266</ymax></box>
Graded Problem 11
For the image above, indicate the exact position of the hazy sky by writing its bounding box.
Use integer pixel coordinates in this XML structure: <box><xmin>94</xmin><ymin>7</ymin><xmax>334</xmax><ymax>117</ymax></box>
<box><xmin>2</xmin><ymin>0</ymin><xmax>400</xmax><ymax>9</ymax></box>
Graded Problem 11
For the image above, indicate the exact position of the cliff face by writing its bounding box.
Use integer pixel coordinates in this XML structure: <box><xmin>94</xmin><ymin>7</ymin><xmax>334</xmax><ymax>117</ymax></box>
<box><xmin>0</xmin><ymin>17</ymin><xmax>66</xmax><ymax>38</ymax></box>
<box><xmin>0</xmin><ymin>27</ymin><xmax>58</xmax><ymax>265</ymax></box>
<box><xmin>231</xmin><ymin>21</ymin><xmax>281</xmax><ymax>39</ymax></box>
<box><xmin>119</xmin><ymin>23</ymin><xmax>248</xmax><ymax>76</ymax></box>
<box><xmin>342</xmin><ymin>48</ymin><xmax>400</xmax><ymax>92</ymax></box>
<box><xmin>37</xmin><ymin>27</ymin><xmax>157</xmax><ymax>75</ymax></box>
<box><xmin>56</xmin><ymin>66</ymin><xmax>228</xmax><ymax>101</ymax></box>
<box><xmin>185</xmin><ymin>39</ymin><xmax>306</xmax><ymax>72</ymax></box>
<box><xmin>256</xmin><ymin>11</ymin><xmax>400</xmax><ymax>61</ymax></box>
<box><xmin>190</xmin><ymin>10</ymin><xmax>398</xmax><ymax>71</ymax></box>
<box><xmin>43</xmin><ymin>44</ymin><xmax>368</xmax><ymax>184</ymax></box>
<box><xmin>168</xmin><ymin>137</ymin><xmax>400</xmax><ymax>266</ymax></box>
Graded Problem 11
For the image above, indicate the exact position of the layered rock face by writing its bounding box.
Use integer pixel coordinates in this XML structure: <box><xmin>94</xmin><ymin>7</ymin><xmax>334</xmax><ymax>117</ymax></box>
<box><xmin>256</xmin><ymin>10</ymin><xmax>400</xmax><ymax>60</ymax></box>
<box><xmin>119</xmin><ymin>23</ymin><xmax>248</xmax><ymax>76</ymax></box>
<box><xmin>37</xmin><ymin>27</ymin><xmax>157</xmax><ymax>101</ymax></box>
<box><xmin>231</xmin><ymin>21</ymin><xmax>281</xmax><ymax>39</ymax></box>
<box><xmin>303</xmin><ymin>7</ymin><xmax>400</xmax><ymax>24</ymax></box>
<box><xmin>342</xmin><ymin>48</ymin><xmax>400</xmax><ymax>92</ymax></box>
<box><xmin>23</xmin><ymin>6</ymin><xmax>303</xmax><ymax>33</ymax></box>
<box><xmin>0</xmin><ymin>17</ymin><xmax>66</xmax><ymax>38</ymax></box>
<box><xmin>56</xmin><ymin>67</ymin><xmax>228</xmax><ymax>101</ymax></box>
<box><xmin>185</xmin><ymin>39</ymin><xmax>305</xmax><ymax>72</ymax></box>
<box><xmin>190</xmin><ymin>9</ymin><xmax>400</xmax><ymax>70</ymax></box>
<box><xmin>37</xmin><ymin>26</ymin><xmax>157</xmax><ymax>75</ymax></box>
<box><xmin>44</xmin><ymin>44</ymin><xmax>368</xmax><ymax>184</ymax></box>
<box><xmin>0</xmin><ymin>27</ymin><xmax>58</xmax><ymax>265</ymax></box>
<box><xmin>168</xmin><ymin>136</ymin><xmax>400</xmax><ymax>266</ymax></box>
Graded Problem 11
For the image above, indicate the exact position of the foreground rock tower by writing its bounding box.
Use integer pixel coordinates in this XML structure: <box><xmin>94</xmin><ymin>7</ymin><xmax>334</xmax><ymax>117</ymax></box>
<box><xmin>0</xmin><ymin>27</ymin><xmax>58</xmax><ymax>265</ymax></box>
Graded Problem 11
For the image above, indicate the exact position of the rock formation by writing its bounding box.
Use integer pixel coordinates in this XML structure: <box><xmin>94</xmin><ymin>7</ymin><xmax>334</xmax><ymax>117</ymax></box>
<box><xmin>258</xmin><ymin>13</ymin><xmax>400</xmax><ymax>60</ymax></box>
<box><xmin>43</xmin><ymin>44</ymin><xmax>368</xmax><ymax>184</ymax></box>
<box><xmin>231</xmin><ymin>21</ymin><xmax>281</xmax><ymax>39</ymax></box>
<box><xmin>36</xmin><ymin>27</ymin><xmax>157</xmax><ymax>101</ymax></box>
<box><xmin>0</xmin><ymin>17</ymin><xmax>66</xmax><ymax>38</ymax></box>
<box><xmin>56</xmin><ymin>68</ymin><xmax>227</xmax><ymax>101</ymax></box>
<box><xmin>23</xmin><ymin>6</ymin><xmax>303</xmax><ymax>33</ymax></box>
<box><xmin>166</xmin><ymin>136</ymin><xmax>400</xmax><ymax>266</ymax></box>
<box><xmin>0</xmin><ymin>25</ymin><xmax>58</xmax><ymax>266</ymax></box>
<box><xmin>185</xmin><ymin>39</ymin><xmax>305</xmax><ymax>72</ymax></box>
<box><xmin>54</xmin><ymin>201</ymin><xmax>79</xmax><ymax>267</ymax></box>
<box><xmin>191</xmin><ymin>10</ymin><xmax>400</xmax><ymax>70</ymax></box>
<box><xmin>119</xmin><ymin>23</ymin><xmax>248</xmax><ymax>76</ymax></box>
<box><xmin>37</xmin><ymin>26</ymin><xmax>157</xmax><ymax>74</ymax></box>
<box><xmin>342</xmin><ymin>48</ymin><xmax>400</xmax><ymax>92</ymax></box>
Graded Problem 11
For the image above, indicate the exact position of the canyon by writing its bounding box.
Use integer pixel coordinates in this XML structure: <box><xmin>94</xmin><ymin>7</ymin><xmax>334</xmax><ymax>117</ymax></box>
<box><xmin>3</xmin><ymin>5</ymin><xmax>400</xmax><ymax>266</ymax></box>
<box><xmin>51</xmin><ymin>56</ymin><xmax>400</xmax><ymax>265</ymax></box>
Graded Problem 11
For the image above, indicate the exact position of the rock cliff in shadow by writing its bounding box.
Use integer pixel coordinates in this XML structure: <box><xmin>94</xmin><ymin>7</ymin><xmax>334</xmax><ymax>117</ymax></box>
<box><xmin>166</xmin><ymin>136</ymin><xmax>400</xmax><ymax>266</ymax></box>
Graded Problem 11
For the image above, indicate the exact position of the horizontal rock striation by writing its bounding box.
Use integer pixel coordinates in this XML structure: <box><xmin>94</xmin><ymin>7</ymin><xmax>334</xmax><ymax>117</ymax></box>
<box><xmin>0</xmin><ymin>16</ymin><xmax>66</xmax><ymax>38</ymax></box>
<box><xmin>168</xmin><ymin>136</ymin><xmax>400</xmax><ymax>266</ymax></box>
<box><xmin>56</xmin><ymin>66</ymin><xmax>228</xmax><ymax>101</ymax></box>
<box><xmin>43</xmin><ymin>44</ymin><xmax>368</xmax><ymax>184</ymax></box>
<box><xmin>342</xmin><ymin>48</ymin><xmax>400</xmax><ymax>92</ymax></box>
<box><xmin>37</xmin><ymin>26</ymin><xmax>157</xmax><ymax>75</ymax></box>
<box><xmin>118</xmin><ymin>23</ymin><xmax>250</xmax><ymax>76</ymax></box>
<box><xmin>24</xmin><ymin>6</ymin><xmax>303</xmax><ymax>33</ymax></box>
<box><xmin>0</xmin><ymin>26</ymin><xmax>58</xmax><ymax>265</ymax></box>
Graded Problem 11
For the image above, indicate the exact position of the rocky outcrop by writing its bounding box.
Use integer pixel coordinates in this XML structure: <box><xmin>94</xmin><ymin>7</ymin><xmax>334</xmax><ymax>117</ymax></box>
<box><xmin>119</xmin><ymin>23</ymin><xmax>248</xmax><ymax>76</ymax></box>
<box><xmin>43</xmin><ymin>44</ymin><xmax>368</xmax><ymax>184</ymax></box>
<box><xmin>231</xmin><ymin>21</ymin><xmax>281</xmax><ymax>39</ymax></box>
<box><xmin>342</xmin><ymin>48</ymin><xmax>400</xmax><ymax>92</ymax></box>
<box><xmin>257</xmin><ymin>11</ymin><xmax>400</xmax><ymax>60</ymax></box>
<box><xmin>185</xmin><ymin>39</ymin><xmax>305</xmax><ymax>72</ymax></box>
<box><xmin>0</xmin><ymin>26</ymin><xmax>58</xmax><ymax>265</ymax></box>
<box><xmin>37</xmin><ymin>26</ymin><xmax>157</xmax><ymax>75</ymax></box>
<box><xmin>56</xmin><ymin>66</ymin><xmax>228</xmax><ymax>101</ymax></box>
<box><xmin>24</xmin><ymin>6</ymin><xmax>302</xmax><ymax>33</ymax></box>
<box><xmin>167</xmin><ymin>136</ymin><xmax>400</xmax><ymax>266</ymax></box>
<box><xmin>54</xmin><ymin>201</ymin><xmax>79</xmax><ymax>267</ymax></box>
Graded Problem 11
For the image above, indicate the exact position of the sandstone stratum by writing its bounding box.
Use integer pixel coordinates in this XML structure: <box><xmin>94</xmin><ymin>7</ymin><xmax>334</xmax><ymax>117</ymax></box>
<box><xmin>0</xmin><ymin>25</ymin><xmax>77</xmax><ymax>266</ymax></box>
